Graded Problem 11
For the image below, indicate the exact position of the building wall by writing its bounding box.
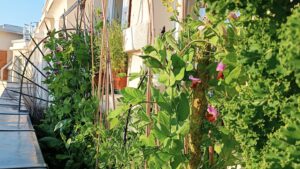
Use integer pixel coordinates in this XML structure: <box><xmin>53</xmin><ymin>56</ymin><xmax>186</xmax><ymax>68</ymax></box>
<box><xmin>153</xmin><ymin>0</ymin><xmax>174</xmax><ymax>36</ymax></box>
<box><xmin>0</xmin><ymin>31</ymin><xmax>22</xmax><ymax>60</ymax></box>
<box><xmin>0</xmin><ymin>31</ymin><xmax>23</xmax><ymax>80</ymax></box>
<box><xmin>123</xmin><ymin>0</ymin><xmax>180</xmax><ymax>87</ymax></box>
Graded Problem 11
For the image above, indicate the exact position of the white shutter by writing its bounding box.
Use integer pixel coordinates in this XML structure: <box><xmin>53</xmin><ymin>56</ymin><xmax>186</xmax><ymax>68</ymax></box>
<box><xmin>121</xmin><ymin>0</ymin><xmax>130</xmax><ymax>28</ymax></box>
<box><xmin>106</xmin><ymin>0</ymin><xmax>114</xmax><ymax>22</ymax></box>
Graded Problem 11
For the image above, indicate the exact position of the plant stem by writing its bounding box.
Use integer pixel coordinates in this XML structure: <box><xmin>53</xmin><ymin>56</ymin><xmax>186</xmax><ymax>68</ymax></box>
<box><xmin>188</xmin><ymin>62</ymin><xmax>208</xmax><ymax>169</ymax></box>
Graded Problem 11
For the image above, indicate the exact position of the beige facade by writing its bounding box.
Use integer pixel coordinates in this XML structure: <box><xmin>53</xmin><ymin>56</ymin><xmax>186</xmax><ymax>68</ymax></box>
<box><xmin>0</xmin><ymin>25</ymin><xmax>23</xmax><ymax>80</ymax></box>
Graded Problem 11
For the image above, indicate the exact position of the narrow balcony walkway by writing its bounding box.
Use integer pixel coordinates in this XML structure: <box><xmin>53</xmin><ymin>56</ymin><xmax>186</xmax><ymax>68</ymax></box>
<box><xmin>0</xmin><ymin>84</ymin><xmax>47</xmax><ymax>169</ymax></box>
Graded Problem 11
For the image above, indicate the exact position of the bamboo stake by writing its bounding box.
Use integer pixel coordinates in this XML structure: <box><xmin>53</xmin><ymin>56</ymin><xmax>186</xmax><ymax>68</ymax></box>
<box><xmin>106</xmin><ymin>34</ymin><xmax>116</xmax><ymax>110</ymax></box>
<box><xmin>97</xmin><ymin>1</ymin><xmax>106</xmax><ymax>126</ymax></box>
<box><xmin>145</xmin><ymin>0</ymin><xmax>155</xmax><ymax>168</ymax></box>
<box><xmin>209</xmin><ymin>146</ymin><xmax>214</xmax><ymax>165</ymax></box>
<box><xmin>76</xmin><ymin>0</ymin><xmax>80</xmax><ymax>32</ymax></box>
<box><xmin>100</xmin><ymin>0</ymin><xmax>110</xmax><ymax>129</ymax></box>
<box><xmin>90</xmin><ymin>1</ymin><xmax>95</xmax><ymax>96</ymax></box>
<box><xmin>62</xmin><ymin>10</ymin><xmax>68</xmax><ymax>40</ymax></box>
<box><xmin>100</xmin><ymin>67</ymin><xmax>106</xmax><ymax>125</ymax></box>
<box><xmin>95</xmin><ymin>2</ymin><xmax>105</xmax><ymax>167</ymax></box>
<box><xmin>146</xmin><ymin>0</ymin><xmax>154</xmax><ymax>137</ymax></box>
<box><xmin>82</xmin><ymin>1</ymin><xmax>88</xmax><ymax>45</ymax></box>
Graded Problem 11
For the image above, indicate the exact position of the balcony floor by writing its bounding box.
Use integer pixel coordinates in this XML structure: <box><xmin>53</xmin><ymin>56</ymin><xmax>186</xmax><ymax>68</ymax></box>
<box><xmin>0</xmin><ymin>84</ymin><xmax>47</xmax><ymax>169</ymax></box>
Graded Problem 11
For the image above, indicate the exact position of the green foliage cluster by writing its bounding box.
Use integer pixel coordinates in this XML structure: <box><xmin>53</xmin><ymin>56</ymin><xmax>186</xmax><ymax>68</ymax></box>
<box><xmin>38</xmin><ymin>31</ymin><xmax>98</xmax><ymax>169</ymax></box>
<box><xmin>203</xmin><ymin>0</ymin><xmax>300</xmax><ymax>168</ymax></box>
<box><xmin>97</xmin><ymin>20</ymin><xmax>128</xmax><ymax>73</ymax></box>
<box><xmin>109</xmin><ymin>20</ymin><xmax>128</xmax><ymax>72</ymax></box>
<box><xmin>263</xmin><ymin>6</ymin><xmax>300</xmax><ymax>168</ymax></box>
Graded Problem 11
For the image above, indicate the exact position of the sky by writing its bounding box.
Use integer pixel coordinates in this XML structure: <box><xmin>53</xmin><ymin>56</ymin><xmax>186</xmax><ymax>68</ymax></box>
<box><xmin>0</xmin><ymin>0</ymin><xmax>45</xmax><ymax>27</ymax></box>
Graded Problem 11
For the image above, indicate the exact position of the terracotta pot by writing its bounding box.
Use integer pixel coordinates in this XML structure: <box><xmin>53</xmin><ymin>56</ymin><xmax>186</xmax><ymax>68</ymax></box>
<box><xmin>94</xmin><ymin>72</ymin><xmax>127</xmax><ymax>91</ymax></box>
<box><xmin>113</xmin><ymin>72</ymin><xmax>127</xmax><ymax>90</ymax></box>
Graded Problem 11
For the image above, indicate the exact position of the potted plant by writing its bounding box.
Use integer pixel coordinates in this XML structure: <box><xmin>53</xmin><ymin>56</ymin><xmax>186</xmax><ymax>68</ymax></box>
<box><xmin>109</xmin><ymin>20</ymin><xmax>128</xmax><ymax>91</ymax></box>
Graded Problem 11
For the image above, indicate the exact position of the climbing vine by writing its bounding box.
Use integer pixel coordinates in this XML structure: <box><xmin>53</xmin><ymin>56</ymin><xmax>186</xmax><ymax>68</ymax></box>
<box><xmin>107</xmin><ymin>5</ymin><xmax>242</xmax><ymax>168</ymax></box>
<box><xmin>35</xmin><ymin>1</ymin><xmax>300</xmax><ymax>169</ymax></box>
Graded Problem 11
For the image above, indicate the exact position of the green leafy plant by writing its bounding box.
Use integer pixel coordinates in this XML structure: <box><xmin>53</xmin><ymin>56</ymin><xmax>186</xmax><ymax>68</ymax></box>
<box><xmin>38</xmin><ymin>30</ymin><xmax>98</xmax><ymax>169</ymax></box>
<box><xmin>107</xmin><ymin>5</ymin><xmax>241</xmax><ymax>168</ymax></box>
<box><xmin>109</xmin><ymin>20</ymin><xmax>128</xmax><ymax>73</ymax></box>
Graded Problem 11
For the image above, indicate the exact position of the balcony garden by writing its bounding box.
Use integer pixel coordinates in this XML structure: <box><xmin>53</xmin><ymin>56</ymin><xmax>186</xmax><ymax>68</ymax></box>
<box><xmin>33</xmin><ymin>0</ymin><xmax>300</xmax><ymax>169</ymax></box>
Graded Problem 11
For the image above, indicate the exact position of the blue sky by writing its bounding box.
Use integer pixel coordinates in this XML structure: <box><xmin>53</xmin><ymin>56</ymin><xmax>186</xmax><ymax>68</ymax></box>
<box><xmin>0</xmin><ymin>0</ymin><xmax>45</xmax><ymax>26</ymax></box>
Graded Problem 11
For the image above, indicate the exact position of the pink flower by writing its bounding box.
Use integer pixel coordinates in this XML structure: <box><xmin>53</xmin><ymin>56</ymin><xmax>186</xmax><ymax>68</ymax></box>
<box><xmin>198</xmin><ymin>25</ymin><xmax>205</xmax><ymax>31</ymax></box>
<box><xmin>216</xmin><ymin>62</ymin><xmax>226</xmax><ymax>80</ymax></box>
<box><xmin>206</xmin><ymin>105</ymin><xmax>219</xmax><ymax>122</ymax></box>
<box><xmin>189</xmin><ymin>75</ymin><xmax>201</xmax><ymax>89</ymax></box>
<box><xmin>216</xmin><ymin>62</ymin><xmax>226</xmax><ymax>72</ymax></box>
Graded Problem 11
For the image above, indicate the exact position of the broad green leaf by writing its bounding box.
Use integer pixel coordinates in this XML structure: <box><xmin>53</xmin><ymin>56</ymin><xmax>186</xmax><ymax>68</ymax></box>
<box><xmin>186</xmin><ymin>63</ymin><xmax>193</xmax><ymax>71</ymax></box>
<box><xmin>144</xmin><ymin>57</ymin><xmax>163</xmax><ymax>69</ymax></box>
<box><xmin>171</xmin><ymin>154</ymin><xmax>187</xmax><ymax>169</ymax></box>
<box><xmin>158</xmin><ymin>111</ymin><xmax>170</xmax><ymax>128</ymax></box>
<box><xmin>171</xmin><ymin>54</ymin><xmax>185</xmax><ymax>68</ymax></box>
<box><xmin>54</xmin><ymin>121</ymin><xmax>64</xmax><ymax>132</ymax></box>
<box><xmin>129</xmin><ymin>72</ymin><xmax>141</xmax><ymax>81</ymax></box>
<box><xmin>158</xmin><ymin>71</ymin><xmax>175</xmax><ymax>86</ymax></box>
<box><xmin>121</xmin><ymin>87</ymin><xmax>144</xmax><ymax>103</ymax></box>
<box><xmin>152</xmin><ymin>123</ymin><xmax>170</xmax><ymax>141</ymax></box>
<box><xmin>223</xmin><ymin>52</ymin><xmax>238</xmax><ymax>66</ymax></box>
<box><xmin>54</xmin><ymin>119</ymin><xmax>71</xmax><ymax>132</ymax></box>
<box><xmin>109</xmin><ymin>118</ymin><xmax>119</xmax><ymax>129</ymax></box>
<box><xmin>140</xmin><ymin>134</ymin><xmax>156</xmax><ymax>147</ymax></box>
<box><xmin>137</xmin><ymin>110</ymin><xmax>151</xmax><ymax>123</ymax></box>
<box><xmin>188</xmin><ymin>48</ymin><xmax>194</xmax><ymax>62</ymax></box>
<box><xmin>154</xmin><ymin>37</ymin><xmax>164</xmax><ymax>50</ymax></box>
<box><xmin>182</xmin><ymin>48</ymin><xmax>194</xmax><ymax>62</ymax></box>
<box><xmin>157</xmin><ymin>152</ymin><xmax>172</xmax><ymax>163</ymax></box>
<box><xmin>169</xmin><ymin>139</ymin><xmax>184</xmax><ymax>154</ymax></box>
<box><xmin>149</xmin><ymin>154</ymin><xmax>165</xmax><ymax>168</ymax></box>
<box><xmin>210</xmin><ymin>36</ymin><xmax>219</xmax><ymax>46</ymax></box>
<box><xmin>176</xmin><ymin>93</ymin><xmax>190</xmax><ymax>122</ymax></box>
<box><xmin>225</xmin><ymin>66</ymin><xmax>242</xmax><ymax>84</ymax></box>
<box><xmin>177</xmin><ymin>121</ymin><xmax>190</xmax><ymax>136</ymax></box>
<box><xmin>175</xmin><ymin>68</ymin><xmax>185</xmax><ymax>81</ymax></box>
<box><xmin>108</xmin><ymin>106</ymin><xmax>126</xmax><ymax>119</ymax></box>
<box><xmin>66</xmin><ymin>138</ymin><xmax>72</xmax><ymax>149</ymax></box>
<box><xmin>143</xmin><ymin>45</ymin><xmax>157</xmax><ymax>54</ymax></box>
<box><xmin>159</xmin><ymin>50</ymin><xmax>167</xmax><ymax>62</ymax></box>
<box><xmin>151</xmin><ymin>87</ymin><xmax>172</xmax><ymax>113</ymax></box>
<box><xmin>165</xmin><ymin>33</ymin><xmax>179</xmax><ymax>52</ymax></box>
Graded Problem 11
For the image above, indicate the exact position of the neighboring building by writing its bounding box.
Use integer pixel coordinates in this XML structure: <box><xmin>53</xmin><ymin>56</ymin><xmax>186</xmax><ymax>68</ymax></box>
<box><xmin>0</xmin><ymin>24</ymin><xmax>23</xmax><ymax>80</ymax></box>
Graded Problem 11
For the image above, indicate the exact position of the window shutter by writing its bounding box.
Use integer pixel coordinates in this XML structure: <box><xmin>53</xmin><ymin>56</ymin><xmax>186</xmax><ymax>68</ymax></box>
<box><xmin>121</xmin><ymin>0</ymin><xmax>131</xmax><ymax>28</ymax></box>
